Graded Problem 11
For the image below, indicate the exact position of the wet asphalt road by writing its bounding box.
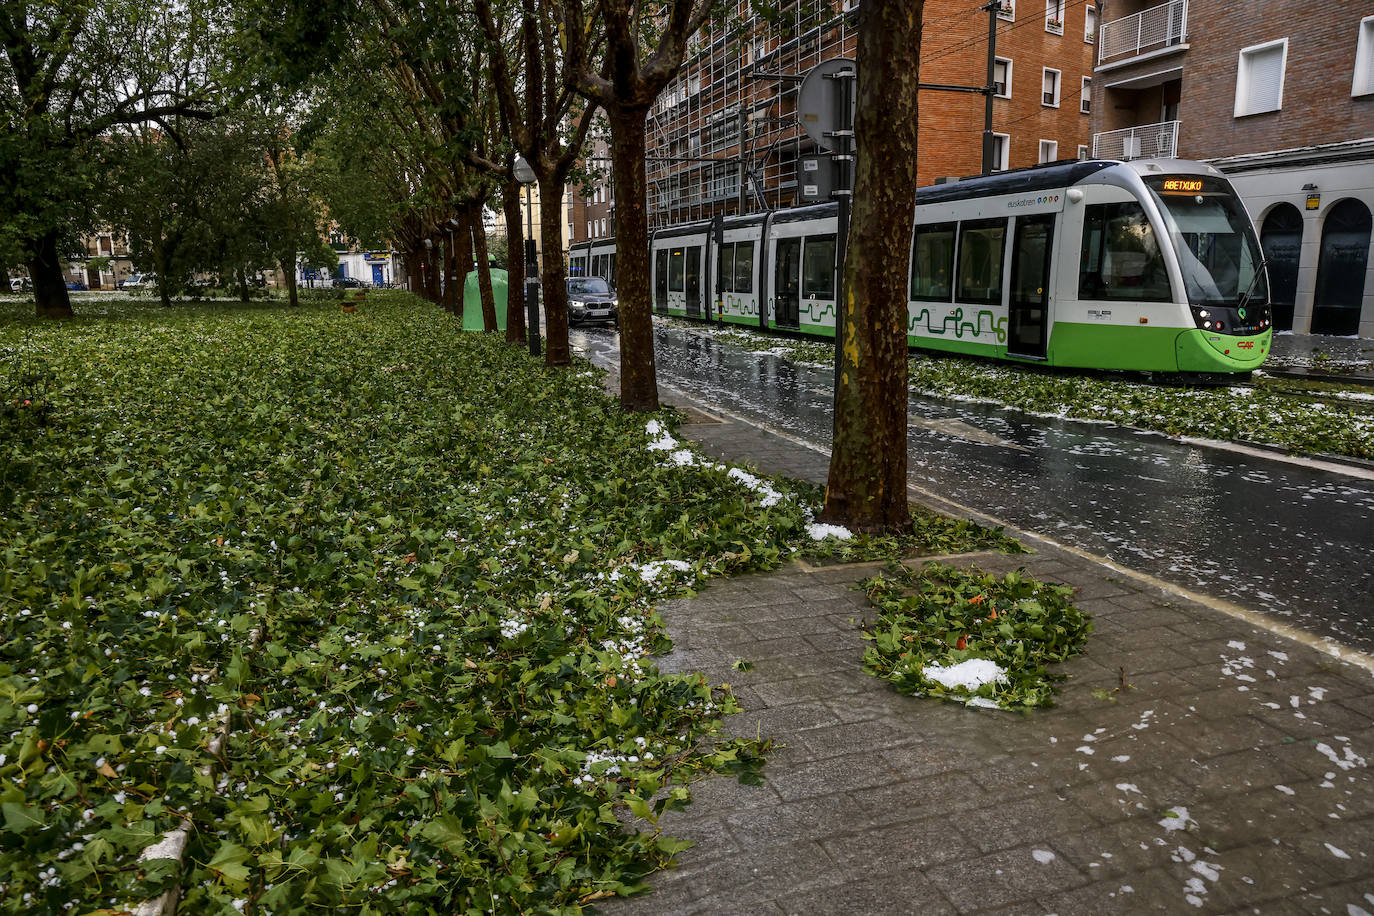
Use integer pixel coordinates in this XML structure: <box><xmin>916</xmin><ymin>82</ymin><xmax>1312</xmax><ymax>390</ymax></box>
<box><xmin>570</xmin><ymin>323</ymin><xmax>1374</xmax><ymax>655</ymax></box>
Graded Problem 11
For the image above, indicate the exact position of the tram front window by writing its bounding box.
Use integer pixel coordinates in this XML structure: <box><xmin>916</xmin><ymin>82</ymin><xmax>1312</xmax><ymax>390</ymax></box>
<box><xmin>1145</xmin><ymin>176</ymin><xmax>1267</xmax><ymax>308</ymax></box>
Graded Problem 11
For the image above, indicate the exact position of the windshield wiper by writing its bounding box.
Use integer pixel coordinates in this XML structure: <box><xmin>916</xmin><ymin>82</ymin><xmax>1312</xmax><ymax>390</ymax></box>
<box><xmin>1237</xmin><ymin>256</ymin><xmax>1268</xmax><ymax>311</ymax></box>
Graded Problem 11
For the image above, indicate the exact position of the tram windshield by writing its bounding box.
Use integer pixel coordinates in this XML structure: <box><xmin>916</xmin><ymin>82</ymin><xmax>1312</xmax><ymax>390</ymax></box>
<box><xmin>1145</xmin><ymin>176</ymin><xmax>1267</xmax><ymax>307</ymax></box>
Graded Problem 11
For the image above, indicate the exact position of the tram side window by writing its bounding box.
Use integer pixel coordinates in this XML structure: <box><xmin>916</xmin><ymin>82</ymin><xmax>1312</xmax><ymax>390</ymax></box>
<box><xmin>734</xmin><ymin>242</ymin><xmax>754</xmax><ymax>293</ymax></box>
<box><xmin>910</xmin><ymin>222</ymin><xmax>955</xmax><ymax>300</ymax></box>
<box><xmin>655</xmin><ymin>250</ymin><xmax>669</xmax><ymax>306</ymax></box>
<box><xmin>802</xmin><ymin>235</ymin><xmax>837</xmax><ymax>298</ymax></box>
<box><xmin>956</xmin><ymin>219</ymin><xmax>1006</xmax><ymax>304</ymax></box>
<box><xmin>720</xmin><ymin>243</ymin><xmax>736</xmax><ymax>293</ymax></box>
<box><xmin>1078</xmin><ymin>202</ymin><xmax>1171</xmax><ymax>301</ymax></box>
<box><xmin>669</xmin><ymin>248</ymin><xmax>685</xmax><ymax>292</ymax></box>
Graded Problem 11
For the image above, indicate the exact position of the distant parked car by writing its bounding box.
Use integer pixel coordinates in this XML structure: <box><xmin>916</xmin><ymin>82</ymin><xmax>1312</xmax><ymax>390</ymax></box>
<box><xmin>9</xmin><ymin>277</ymin><xmax>31</xmax><ymax>292</ymax></box>
<box><xmin>65</xmin><ymin>280</ymin><xmax>87</xmax><ymax>290</ymax></box>
<box><xmin>120</xmin><ymin>273</ymin><xmax>157</xmax><ymax>289</ymax></box>
<box><xmin>335</xmin><ymin>277</ymin><xmax>363</xmax><ymax>288</ymax></box>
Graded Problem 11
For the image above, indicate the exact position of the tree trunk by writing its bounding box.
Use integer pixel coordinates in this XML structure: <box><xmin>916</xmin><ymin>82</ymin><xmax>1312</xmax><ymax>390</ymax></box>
<box><xmin>538</xmin><ymin>172</ymin><xmax>570</xmax><ymax>367</ymax></box>
<box><xmin>237</xmin><ymin>264</ymin><xmax>250</xmax><ymax>302</ymax></box>
<box><xmin>155</xmin><ymin>244</ymin><xmax>172</xmax><ymax>309</ymax></box>
<box><xmin>443</xmin><ymin>227</ymin><xmax>458</xmax><ymax>314</ymax></box>
<box><xmin>503</xmin><ymin>181</ymin><xmax>527</xmax><ymax>344</ymax></box>
<box><xmin>819</xmin><ymin>0</ymin><xmax>921</xmax><ymax>534</ymax></box>
<box><xmin>454</xmin><ymin>212</ymin><xmax>474</xmax><ymax>320</ymax></box>
<box><xmin>404</xmin><ymin>249</ymin><xmax>421</xmax><ymax>296</ymax></box>
<box><xmin>281</xmin><ymin>256</ymin><xmax>300</xmax><ymax>307</ymax></box>
<box><xmin>0</xmin><ymin>263</ymin><xmax>10</xmax><ymax>293</ymax></box>
<box><xmin>30</xmin><ymin>231</ymin><xmax>73</xmax><ymax>318</ymax></box>
<box><xmin>471</xmin><ymin>204</ymin><xmax>498</xmax><ymax>333</ymax></box>
<box><xmin>423</xmin><ymin>244</ymin><xmax>438</xmax><ymax>303</ymax></box>
<box><xmin>608</xmin><ymin>107</ymin><xmax>659</xmax><ymax>411</ymax></box>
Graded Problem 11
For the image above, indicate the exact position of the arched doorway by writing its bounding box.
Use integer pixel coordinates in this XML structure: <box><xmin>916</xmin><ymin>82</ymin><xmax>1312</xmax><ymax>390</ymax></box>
<box><xmin>1259</xmin><ymin>203</ymin><xmax>1303</xmax><ymax>331</ymax></box>
<box><xmin>1311</xmin><ymin>199</ymin><xmax>1371</xmax><ymax>336</ymax></box>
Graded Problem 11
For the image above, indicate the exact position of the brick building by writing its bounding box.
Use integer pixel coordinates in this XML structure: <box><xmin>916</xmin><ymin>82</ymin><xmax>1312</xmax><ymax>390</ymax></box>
<box><xmin>1090</xmin><ymin>0</ymin><xmax>1374</xmax><ymax>336</ymax></box>
<box><xmin>567</xmin><ymin>0</ymin><xmax>1095</xmax><ymax>238</ymax></box>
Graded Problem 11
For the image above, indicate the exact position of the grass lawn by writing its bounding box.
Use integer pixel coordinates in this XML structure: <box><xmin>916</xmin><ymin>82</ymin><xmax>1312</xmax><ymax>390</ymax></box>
<box><xmin>0</xmin><ymin>294</ymin><xmax>1013</xmax><ymax>914</ymax></box>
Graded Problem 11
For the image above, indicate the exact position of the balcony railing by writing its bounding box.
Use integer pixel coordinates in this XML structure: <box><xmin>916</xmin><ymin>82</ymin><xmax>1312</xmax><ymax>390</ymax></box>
<box><xmin>1092</xmin><ymin>120</ymin><xmax>1180</xmax><ymax>160</ymax></box>
<box><xmin>1098</xmin><ymin>0</ymin><xmax>1188</xmax><ymax>64</ymax></box>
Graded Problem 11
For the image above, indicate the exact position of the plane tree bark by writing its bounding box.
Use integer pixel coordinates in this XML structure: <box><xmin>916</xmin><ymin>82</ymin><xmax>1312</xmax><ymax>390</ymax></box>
<box><xmin>819</xmin><ymin>0</ymin><xmax>922</xmax><ymax>534</ymax></box>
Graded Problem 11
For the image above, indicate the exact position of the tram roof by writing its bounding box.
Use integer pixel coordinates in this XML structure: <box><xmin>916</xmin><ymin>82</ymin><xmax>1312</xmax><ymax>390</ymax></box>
<box><xmin>915</xmin><ymin>159</ymin><xmax>1118</xmax><ymax>205</ymax></box>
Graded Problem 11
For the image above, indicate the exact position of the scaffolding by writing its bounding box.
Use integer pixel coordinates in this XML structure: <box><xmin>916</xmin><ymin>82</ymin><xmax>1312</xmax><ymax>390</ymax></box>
<box><xmin>645</xmin><ymin>1</ymin><xmax>859</xmax><ymax>231</ymax></box>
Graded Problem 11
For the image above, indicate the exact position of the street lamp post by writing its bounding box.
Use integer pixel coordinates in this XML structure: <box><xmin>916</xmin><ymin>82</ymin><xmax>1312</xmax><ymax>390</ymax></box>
<box><xmin>513</xmin><ymin>156</ymin><xmax>541</xmax><ymax>357</ymax></box>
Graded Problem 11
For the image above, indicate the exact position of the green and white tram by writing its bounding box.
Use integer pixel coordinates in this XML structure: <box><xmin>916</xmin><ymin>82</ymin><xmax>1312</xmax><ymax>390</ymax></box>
<box><xmin>642</xmin><ymin>157</ymin><xmax>1273</xmax><ymax>375</ymax></box>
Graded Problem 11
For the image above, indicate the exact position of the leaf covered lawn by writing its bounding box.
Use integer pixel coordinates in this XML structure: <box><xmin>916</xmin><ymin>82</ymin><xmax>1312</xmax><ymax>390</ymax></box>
<box><xmin>0</xmin><ymin>294</ymin><xmax>842</xmax><ymax>913</ymax></box>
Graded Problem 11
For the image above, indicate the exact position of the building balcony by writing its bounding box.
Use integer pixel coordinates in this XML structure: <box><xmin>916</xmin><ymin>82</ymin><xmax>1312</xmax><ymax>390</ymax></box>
<box><xmin>1092</xmin><ymin>120</ymin><xmax>1180</xmax><ymax>160</ymax></box>
<box><xmin>1098</xmin><ymin>0</ymin><xmax>1188</xmax><ymax>66</ymax></box>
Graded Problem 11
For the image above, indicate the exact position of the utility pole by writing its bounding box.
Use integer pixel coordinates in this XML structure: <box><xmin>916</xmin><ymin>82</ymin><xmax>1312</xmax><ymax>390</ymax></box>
<box><xmin>981</xmin><ymin>0</ymin><xmax>1002</xmax><ymax>174</ymax></box>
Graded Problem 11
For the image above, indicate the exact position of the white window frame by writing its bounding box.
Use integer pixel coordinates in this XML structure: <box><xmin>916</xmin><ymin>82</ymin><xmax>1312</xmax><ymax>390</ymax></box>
<box><xmin>1085</xmin><ymin>5</ymin><xmax>1096</xmax><ymax>42</ymax></box>
<box><xmin>1355</xmin><ymin>15</ymin><xmax>1374</xmax><ymax>97</ymax></box>
<box><xmin>1038</xmin><ymin>140</ymin><xmax>1058</xmax><ymax>163</ymax></box>
<box><xmin>1045</xmin><ymin>0</ymin><xmax>1064</xmax><ymax>33</ymax></box>
<box><xmin>1234</xmin><ymin>38</ymin><xmax>1288</xmax><ymax>117</ymax></box>
<box><xmin>586</xmin><ymin>220</ymin><xmax>592</xmax><ymax>239</ymax></box>
<box><xmin>992</xmin><ymin>132</ymin><xmax>1010</xmax><ymax>171</ymax></box>
<box><xmin>1077</xmin><ymin>144</ymin><xmax>1090</xmax><ymax>160</ymax></box>
<box><xmin>1042</xmin><ymin>67</ymin><xmax>1061</xmax><ymax>107</ymax></box>
<box><xmin>994</xmin><ymin>57</ymin><xmax>1013</xmax><ymax>98</ymax></box>
<box><xmin>1081</xmin><ymin>76</ymin><xmax>1092</xmax><ymax>113</ymax></box>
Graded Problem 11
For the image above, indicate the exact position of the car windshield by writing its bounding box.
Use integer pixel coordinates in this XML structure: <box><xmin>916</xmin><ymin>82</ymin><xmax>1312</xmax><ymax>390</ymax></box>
<box><xmin>1145</xmin><ymin>176</ymin><xmax>1267</xmax><ymax>307</ymax></box>
<box><xmin>567</xmin><ymin>278</ymin><xmax>611</xmax><ymax>296</ymax></box>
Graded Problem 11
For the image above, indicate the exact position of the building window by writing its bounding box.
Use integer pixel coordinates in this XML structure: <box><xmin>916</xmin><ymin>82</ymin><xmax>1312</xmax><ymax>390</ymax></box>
<box><xmin>1085</xmin><ymin>5</ymin><xmax>1096</xmax><ymax>43</ymax></box>
<box><xmin>1235</xmin><ymin>38</ymin><xmax>1287</xmax><ymax>117</ymax></box>
<box><xmin>1078</xmin><ymin>144</ymin><xmax>1090</xmax><ymax>159</ymax></box>
<box><xmin>1081</xmin><ymin>76</ymin><xmax>1092</xmax><ymax>113</ymax></box>
<box><xmin>992</xmin><ymin>133</ymin><xmax>1010</xmax><ymax>171</ymax></box>
<box><xmin>1039</xmin><ymin>140</ymin><xmax>1058</xmax><ymax>163</ymax></box>
<box><xmin>994</xmin><ymin>57</ymin><xmax>1012</xmax><ymax>98</ymax></box>
<box><xmin>586</xmin><ymin>220</ymin><xmax>592</xmax><ymax>238</ymax></box>
<box><xmin>998</xmin><ymin>0</ymin><xmax>1014</xmax><ymax>21</ymax></box>
<box><xmin>1042</xmin><ymin>68</ymin><xmax>1060</xmax><ymax>107</ymax></box>
<box><xmin>1354</xmin><ymin>15</ymin><xmax>1374</xmax><ymax>96</ymax></box>
<box><xmin>1045</xmin><ymin>0</ymin><xmax>1063</xmax><ymax>33</ymax></box>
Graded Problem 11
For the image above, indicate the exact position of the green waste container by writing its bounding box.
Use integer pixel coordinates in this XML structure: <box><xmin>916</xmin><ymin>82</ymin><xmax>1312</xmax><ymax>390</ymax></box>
<box><xmin>461</xmin><ymin>266</ymin><xmax>508</xmax><ymax>331</ymax></box>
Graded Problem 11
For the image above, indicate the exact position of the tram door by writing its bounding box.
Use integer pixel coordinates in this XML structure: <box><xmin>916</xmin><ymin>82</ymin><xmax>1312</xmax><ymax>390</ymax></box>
<box><xmin>685</xmin><ymin>246</ymin><xmax>703</xmax><ymax>317</ymax></box>
<box><xmin>1007</xmin><ymin>214</ymin><xmax>1054</xmax><ymax>359</ymax></box>
<box><xmin>774</xmin><ymin>238</ymin><xmax>802</xmax><ymax>328</ymax></box>
<box><xmin>654</xmin><ymin>249</ymin><xmax>669</xmax><ymax>314</ymax></box>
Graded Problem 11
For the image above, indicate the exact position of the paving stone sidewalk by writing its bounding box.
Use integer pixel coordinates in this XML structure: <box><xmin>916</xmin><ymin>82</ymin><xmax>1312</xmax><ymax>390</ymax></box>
<box><xmin>599</xmin><ymin>394</ymin><xmax>1374</xmax><ymax>916</ymax></box>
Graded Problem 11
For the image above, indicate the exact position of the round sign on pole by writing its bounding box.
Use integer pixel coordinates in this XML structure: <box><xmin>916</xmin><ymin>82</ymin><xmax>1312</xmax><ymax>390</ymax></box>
<box><xmin>797</xmin><ymin>58</ymin><xmax>857</xmax><ymax>152</ymax></box>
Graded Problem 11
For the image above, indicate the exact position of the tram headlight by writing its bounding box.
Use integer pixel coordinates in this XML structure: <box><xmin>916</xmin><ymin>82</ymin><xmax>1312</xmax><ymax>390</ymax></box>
<box><xmin>1198</xmin><ymin>310</ymin><xmax>1210</xmax><ymax>318</ymax></box>
<box><xmin>1202</xmin><ymin>321</ymin><xmax>1212</xmax><ymax>329</ymax></box>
